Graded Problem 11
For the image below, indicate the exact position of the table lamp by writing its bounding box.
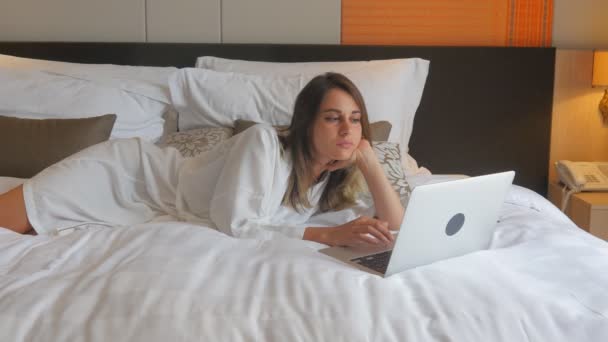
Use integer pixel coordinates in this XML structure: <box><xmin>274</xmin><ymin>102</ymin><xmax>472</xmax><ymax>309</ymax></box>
<box><xmin>592</xmin><ymin>50</ymin><xmax>608</xmax><ymax>123</ymax></box>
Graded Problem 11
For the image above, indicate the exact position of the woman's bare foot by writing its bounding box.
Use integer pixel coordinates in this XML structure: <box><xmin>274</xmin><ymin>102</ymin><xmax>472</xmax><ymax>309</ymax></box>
<box><xmin>0</xmin><ymin>185</ymin><xmax>33</xmax><ymax>234</ymax></box>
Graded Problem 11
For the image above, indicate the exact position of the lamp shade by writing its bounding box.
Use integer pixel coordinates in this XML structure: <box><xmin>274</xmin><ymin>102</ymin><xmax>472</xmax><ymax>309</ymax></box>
<box><xmin>592</xmin><ymin>50</ymin><xmax>608</xmax><ymax>86</ymax></box>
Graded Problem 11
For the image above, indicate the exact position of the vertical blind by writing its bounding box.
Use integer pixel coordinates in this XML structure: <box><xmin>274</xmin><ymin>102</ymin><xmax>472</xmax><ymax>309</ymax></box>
<box><xmin>342</xmin><ymin>0</ymin><xmax>553</xmax><ymax>47</ymax></box>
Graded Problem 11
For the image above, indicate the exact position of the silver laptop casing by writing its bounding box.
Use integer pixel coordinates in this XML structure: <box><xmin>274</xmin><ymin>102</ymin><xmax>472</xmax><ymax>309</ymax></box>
<box><xmin>320</xmin><ymin>171</ymin><xmax>515</xmax><ymax>277</ymax></box>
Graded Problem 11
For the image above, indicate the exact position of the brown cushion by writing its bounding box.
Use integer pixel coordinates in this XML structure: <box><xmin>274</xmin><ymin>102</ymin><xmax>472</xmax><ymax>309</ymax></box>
<box><xmin>234</xmin><ymin>119</ymin><xmax>392</xmax><ymax>141</ymax></box>
<box><xmin>0</xmin><ymin>114</ymin><xmax>117</xmax><ymax>178</ymax></box>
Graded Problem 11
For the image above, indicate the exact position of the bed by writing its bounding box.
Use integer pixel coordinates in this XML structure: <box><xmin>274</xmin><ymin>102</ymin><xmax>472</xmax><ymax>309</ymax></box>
<box><xmin>0</xmin><ymin>42</ymin><xmax>607</xmax><ymax>341</ymax></box>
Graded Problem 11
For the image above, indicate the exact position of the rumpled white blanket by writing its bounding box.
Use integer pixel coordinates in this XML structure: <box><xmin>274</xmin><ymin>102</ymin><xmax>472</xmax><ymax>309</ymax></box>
<box><xmin>0</xmin><ymin>181</ymin><xmax>607</xmax><ymax>341</ymax></box>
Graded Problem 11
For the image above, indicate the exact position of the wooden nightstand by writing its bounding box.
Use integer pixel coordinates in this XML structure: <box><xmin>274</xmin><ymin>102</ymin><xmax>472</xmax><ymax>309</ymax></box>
<box><xmin>548</xmin><ymin>182</ymin><xmax>608</xmax><ymax>240</ymax></box>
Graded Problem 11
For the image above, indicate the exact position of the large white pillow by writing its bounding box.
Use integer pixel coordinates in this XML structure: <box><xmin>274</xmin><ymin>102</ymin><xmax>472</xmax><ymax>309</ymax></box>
<box><xmin>171</xmin><ymin>58</ymin><xmax>429</xmax><ymax>157</ymax></box>
<box><xmin>196</xmin><ymin>56</ymin><xmax>415</xmax><ymax>75</ymax></box>
<box><xmin>0</xmin><ymin>67</ymin><xmax>170</xmax><ymax>142</ymax></box>
<box><xmin>194</xmin><ymin>57</ymin><xmax>430</xmax><ymax>174</ymax></box>
<box><xmin>0</xmin><ymin>54</ymin><xmax>176</xmax><ymax>102</ymax></box>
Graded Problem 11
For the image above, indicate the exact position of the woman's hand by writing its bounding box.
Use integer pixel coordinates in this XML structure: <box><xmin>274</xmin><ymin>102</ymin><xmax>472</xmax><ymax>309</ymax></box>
<box><xmin>325</xmin><ymin>139</ymin><xmax>375</xmax><ymax>172</ymax></box>
<box><xmin>304</xmin><ymin>216</ymin><xmax>395</xmax><ymax>247</ymax></box>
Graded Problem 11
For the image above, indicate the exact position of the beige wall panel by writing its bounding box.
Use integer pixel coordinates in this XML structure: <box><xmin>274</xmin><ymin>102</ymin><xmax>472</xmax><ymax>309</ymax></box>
<box><xmin>549</xmin><ymin>49</ymin><xmax>608</xmax><ymax>184</ymax></box>
<box><xmin>222</xmin><ymin>0</ymin><xmax>340</xmax><ymax>44</ymax></box>
<box><xmin>147</xmin><ymin>0</ymin><xmax>220</xmax><ymax>43</ymax></box>
<box><xmin>0</xmin><ymin>0</ymin><xmax>145</xmax><ymax>42</ymax></box>
<box><xmin>553</xmin><ymin>0</ymin><xmax>608</xmax><ymax>48</ymax></box>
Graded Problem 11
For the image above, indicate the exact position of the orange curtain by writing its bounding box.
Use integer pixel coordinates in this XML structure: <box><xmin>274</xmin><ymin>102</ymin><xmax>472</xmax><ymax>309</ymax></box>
<box><xmin>341</xmin><ymin>0</ymin><xmax>553</xmax><ymax>47</ymax></box>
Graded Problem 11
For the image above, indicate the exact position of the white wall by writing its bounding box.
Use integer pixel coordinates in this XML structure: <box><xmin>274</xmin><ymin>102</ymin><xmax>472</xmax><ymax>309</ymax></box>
<box><xmin>0</xmin><ymin>0</ymin><xmax>146</xmax><ymax>42</ymax></box>
<box><xmin>0</xmin><ymin>0</ymin><xmax>340</xmax><ymax>44</ymax></box>
<box><xmin>549</xmin><ymin>50</ymin><xmax>608</xmax><ymax>183</ymax></box>
<box><xmin>146</xmin><ymin>0</ymin><xmax>221</xmax><ymax>43</ymax></box>
<box><xmin>553</xmin><ymin>0</ymin><xmax>608</xmax><ymax>49</ymax></box>
<box><xmin>222</xmin><ymin>0</ymin><xmax>340</xmax><ymax>44</ymax></box>
<box><xmin>1</xmin><ymin>0</ymin><xmax>606</xmax><ymax>46</ymax></box>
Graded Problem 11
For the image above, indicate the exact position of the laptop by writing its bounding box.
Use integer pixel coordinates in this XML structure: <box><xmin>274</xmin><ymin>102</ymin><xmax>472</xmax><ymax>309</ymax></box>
<box><xmin>320</xmin><ymin>171</ymin><xmax>515</xmax><ymax>277</ymax></box>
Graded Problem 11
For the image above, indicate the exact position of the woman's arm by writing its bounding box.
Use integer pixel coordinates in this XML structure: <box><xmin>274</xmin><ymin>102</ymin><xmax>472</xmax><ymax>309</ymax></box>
<box><xmin>303</xmin><ymin>216</ymin><xmax>394</xmax><ymax>246</ymax></box>
<box><xmin>0</xmin><ymin>185</ymin><xmax>32</xmax><ymax>234</ymax></box>
<box><xmin>354</xmin><ymin>140</ymin><xmax>405</xmax><ymax>230</ymax></box>
<box><xmin>302</xmin><ymin>139</ymin><xmax>404</xmax><ymax>246</ymax></box>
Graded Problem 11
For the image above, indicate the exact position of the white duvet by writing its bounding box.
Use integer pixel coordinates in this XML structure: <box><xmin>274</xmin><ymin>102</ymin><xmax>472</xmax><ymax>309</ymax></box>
<box><xmin>1</xmin><ymin>179</ymin><xmax>607</xmax><ymax>341</ymax></box>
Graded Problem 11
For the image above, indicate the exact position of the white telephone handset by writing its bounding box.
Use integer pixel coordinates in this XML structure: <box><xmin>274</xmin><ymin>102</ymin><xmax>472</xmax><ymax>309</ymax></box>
<box><xmin>555</xmin><ymin>160</ymin><xmax>608</xmax><ymax>211</ymax></box>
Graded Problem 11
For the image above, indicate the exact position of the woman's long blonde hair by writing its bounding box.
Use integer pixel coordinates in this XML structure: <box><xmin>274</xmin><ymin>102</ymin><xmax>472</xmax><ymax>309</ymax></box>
<box><xmin>279</xmin><ymin>72</ymin><xmax>371</xmax><ymax>212</ymax></box>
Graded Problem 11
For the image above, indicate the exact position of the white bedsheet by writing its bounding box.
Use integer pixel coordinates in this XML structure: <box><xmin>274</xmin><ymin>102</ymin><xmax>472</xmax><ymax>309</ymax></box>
<box><xmin>1</xmin><ymin>183</ymin><xmax>607</xmax><ymax>341</ymax></box>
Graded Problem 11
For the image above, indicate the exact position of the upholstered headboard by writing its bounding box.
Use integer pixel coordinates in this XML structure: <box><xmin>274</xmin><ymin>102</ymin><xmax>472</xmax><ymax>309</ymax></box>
<box><xmin>0</xmin><ymin>42</ymin><xmax>555</xmax><ymax>195</ymax></box>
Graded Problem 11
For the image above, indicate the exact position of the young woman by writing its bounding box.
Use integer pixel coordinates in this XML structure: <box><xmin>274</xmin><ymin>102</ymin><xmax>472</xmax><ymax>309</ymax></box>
<box><xmin>0</xmin><ymin>72</ymin><xmax>404</xmax><ymax>247</ymax></box>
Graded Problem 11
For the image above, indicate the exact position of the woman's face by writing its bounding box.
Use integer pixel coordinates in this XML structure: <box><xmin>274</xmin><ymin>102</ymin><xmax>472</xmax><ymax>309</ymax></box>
<box><xmin>311</xmin><ymin>87</ymin><xmax>362</xmax><ymax>164</ymax></box>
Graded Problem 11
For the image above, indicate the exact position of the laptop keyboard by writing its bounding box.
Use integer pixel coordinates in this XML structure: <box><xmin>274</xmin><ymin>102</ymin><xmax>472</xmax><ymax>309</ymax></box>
<box><xmin>351</xmin><ymin>250</ymin><xmax>393</xmax><ymax>274</ymax></box>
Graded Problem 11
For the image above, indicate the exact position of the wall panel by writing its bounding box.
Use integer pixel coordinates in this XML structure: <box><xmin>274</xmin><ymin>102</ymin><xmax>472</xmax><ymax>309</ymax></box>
<box><xmin>0</xmin><ymin>0</ymin><xmax>146</xmax><ymax>42</ymax></box>
<box><xmin>222</xmin><ymin>0</ymin><xmax>340</xmax><ymax>44</ymax></box>
<box><xmin>147</xmin><ymin>0</ymin><xmax>221</xmax><ymax>43</ymax></box>
<box><xmin>552</xmin><ymin>0</ymin><xmax>608</xmax><ymax>49</ymax></box>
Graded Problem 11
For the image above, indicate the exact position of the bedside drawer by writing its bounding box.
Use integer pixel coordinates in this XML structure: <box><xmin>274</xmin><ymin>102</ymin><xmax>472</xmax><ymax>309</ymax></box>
<box><xmin>548</xmin><ymin>182</ymin><xmax>608</xmax><ymax>240</ymax></box>
<box><xmin>590</xmin><ymin>208</ymin><xmax>608</xmax><ymax>240</ymax></box>
<box><xmin>570</xmin><ymin>194</ymin><xmax>608</xmax><ymax>240</ymax></box>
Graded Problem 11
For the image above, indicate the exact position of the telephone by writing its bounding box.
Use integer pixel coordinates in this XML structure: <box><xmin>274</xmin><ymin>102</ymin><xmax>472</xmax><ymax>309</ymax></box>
<box><xmin>555</xmin><ymin>160</ymin><xmax>608</xmax><ymax>211</ymax></box>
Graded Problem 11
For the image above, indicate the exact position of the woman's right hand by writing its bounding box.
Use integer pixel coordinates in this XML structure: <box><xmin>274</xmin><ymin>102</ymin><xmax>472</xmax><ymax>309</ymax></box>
<box><xmin>304</xmin><ymin>216</ymin><xmax>395</xmax><ymax>247</ymax></box>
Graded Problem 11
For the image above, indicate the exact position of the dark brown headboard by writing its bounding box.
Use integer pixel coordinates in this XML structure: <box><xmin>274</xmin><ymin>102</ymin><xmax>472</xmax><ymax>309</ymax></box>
<box><xmin>0</xmin><ymin>42</ymin><xmax>555</xmax><ymax>195</ymax></box>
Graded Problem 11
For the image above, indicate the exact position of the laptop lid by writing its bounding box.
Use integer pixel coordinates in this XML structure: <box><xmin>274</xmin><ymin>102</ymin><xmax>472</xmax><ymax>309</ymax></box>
<box><xmin>384</xmin><ymin>171</ymin><xmax>515</xmax><ymax>276</ymax></box>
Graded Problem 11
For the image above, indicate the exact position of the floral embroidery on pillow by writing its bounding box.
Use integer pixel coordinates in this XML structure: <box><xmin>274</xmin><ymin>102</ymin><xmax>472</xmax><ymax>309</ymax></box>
<box><xmin>158</xmin><ymin>127</ymin><xmax>233</xmax><ymax>157</ymax></box>
<box><xmin>372</xmin><ymin>141</ymin><xmax>411</xmax><ymax>205</ymax></box>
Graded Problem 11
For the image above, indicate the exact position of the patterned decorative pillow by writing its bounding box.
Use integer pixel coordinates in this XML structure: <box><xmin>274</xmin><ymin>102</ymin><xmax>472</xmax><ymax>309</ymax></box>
<box><xmin>372</xmin><ymin>141</ymin><xmax>412</xmax><ymax>204</ymax></box>
<box><xmin>158</xmin><ymin>127</ymin><xmax>234</xmax><ymax>157</ymax></box>
<box><xmin>159</xmin><ymin>129</ymin><xmax>411</xmax><ymax>205</ymax></box>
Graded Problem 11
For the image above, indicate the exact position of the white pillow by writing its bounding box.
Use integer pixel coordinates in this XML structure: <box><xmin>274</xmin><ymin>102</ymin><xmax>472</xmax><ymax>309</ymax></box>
<box><xmin>0</xmin><ymin>176</ymin><xmax>26</xmax><ymax>194</ymax></box>
<box><xmin>171</xmin><ymin>58</ymin><xmax>428</xmax><ymax>156</ymax></box>
<box><xmin>196</xmin><ymin>56</ymin><xmax>415</xmax><ymax>75</ymax></box>
<box><xmin>0</xmin><ymin>54</ymin><xmax>177</xmax><ymax>102</ymax></box>
<box><xmin>0</xmin><ymin>67</ymin><xmax>170</xmax><ymax>142</ymax></box>
<box><xmin>194</xmin><ymin>57</ymin><xmax>431</xmax><ymax>175</ymax></box>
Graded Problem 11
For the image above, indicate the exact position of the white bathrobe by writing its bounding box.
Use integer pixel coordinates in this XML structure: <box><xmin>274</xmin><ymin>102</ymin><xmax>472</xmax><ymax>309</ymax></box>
<box><xmin>23</xmin><ymin>124</ymin><xmax>328</xmax><ymax>238</ymax></box>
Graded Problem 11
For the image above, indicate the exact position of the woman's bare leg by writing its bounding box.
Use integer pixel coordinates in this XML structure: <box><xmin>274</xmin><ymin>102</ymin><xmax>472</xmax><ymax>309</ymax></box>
<box><xmin>0</xmin><ymin>185</ymin><xmax>33</xmax><ymax>234</ymax></box>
